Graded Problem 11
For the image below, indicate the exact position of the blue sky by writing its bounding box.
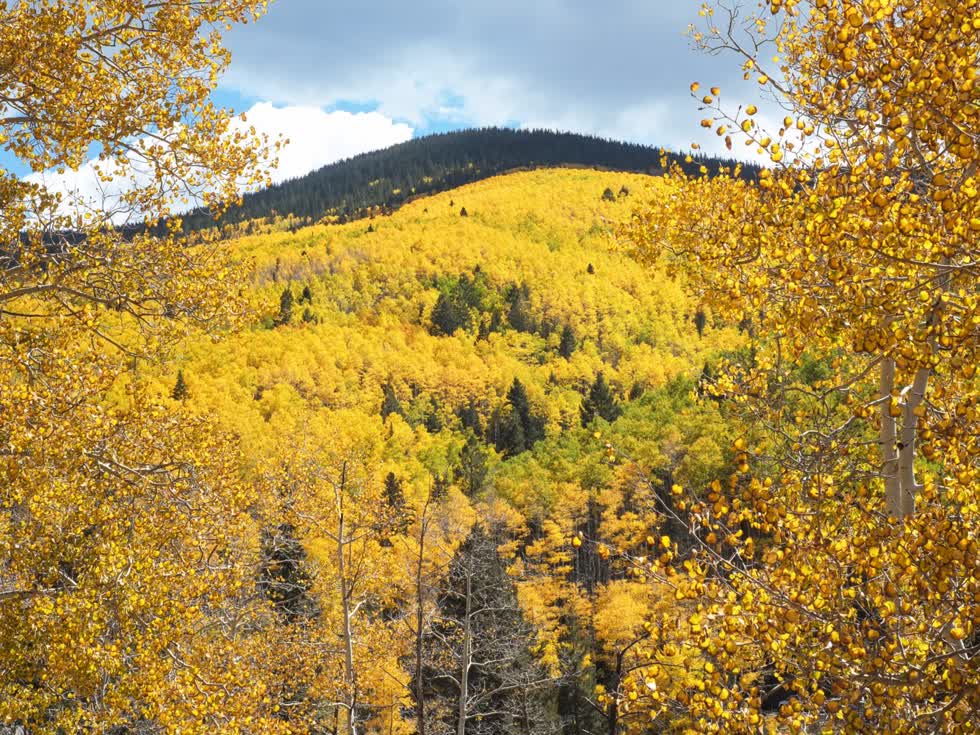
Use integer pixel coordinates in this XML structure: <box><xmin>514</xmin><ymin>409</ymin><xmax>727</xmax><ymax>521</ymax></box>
<box><xmin>7</xmin><ymin>1</ymin><xmax>772</xmax><ymax>188</ymax></box>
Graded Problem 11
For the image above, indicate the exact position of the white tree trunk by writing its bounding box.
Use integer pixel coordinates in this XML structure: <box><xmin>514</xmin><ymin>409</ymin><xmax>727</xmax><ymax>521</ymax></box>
<box><xmin>457</xmin><ymin>569</ymin><xmax>472</xmax><ymax>735</ymax></box>
<box><xmin>880</xmin><ymin>357</ymin><xmax>903</xmax><ymax>519</ymax></box>
<box><xmin>898</xmin><ymin>367</ymin><xmax>930</xmax><ymax>517</ymax></box>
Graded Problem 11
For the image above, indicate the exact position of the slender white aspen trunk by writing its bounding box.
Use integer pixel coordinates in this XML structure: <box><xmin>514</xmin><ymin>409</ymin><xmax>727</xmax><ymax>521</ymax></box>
<box><xmin>880</xmin><ymin>357</ymin><xmax>902</xmax><ymax>519</ymax></box>
<box><xmin>457</xmin><ymin>569</ymin><xmax>472</xmax><ymax>735</ymax></box>
<box><xmin>336</xmin><ymin>464</ymin><xmax>358</xmax><ymax>735</ymax></box>
<box><xmin>338</xmin><ymin>514</ymin><xmax>358</xmax><ymax>735</ymax></box>
<box><xmin>898</xmin><ymin>366</ymin><xmax>930</xmax><ymax>517</ymax></box>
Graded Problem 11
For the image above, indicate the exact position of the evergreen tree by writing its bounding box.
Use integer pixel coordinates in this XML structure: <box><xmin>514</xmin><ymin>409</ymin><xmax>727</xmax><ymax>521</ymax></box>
<box><xmin>456</xmin><ymin>434</ymin><xmax>488</xmax><ymax>496</ymax></box>
<box><xmin>628</xmin><ymin>381</ymin><xmax>645</xmax><ymax>401</ymax></box>
<box><xmin>276</xmin><ymin>287</ymin><xmax>294</xmax><ymax>326</ymax></box>
<box><xmin>171</xmin><ymin>370</ymin><xmax>189</xmax><ymax>401</ymax></box>
<box><xmin>383</xmin><ymin>472</ymin><xmax>405</xmax><ymax>510</ymax></box>
<box><xmin>380</xmin><ymin>382</ymin><xmax>404</xmax><ymax>420</ymax></box>
<box><xmin>694</xmin><ymin>308</ymin><xmax>707</xmax><ymax>339</ymax></box>
<box><xmin>381</xmin><ymin>472</ymin><xmax>410</xmax><ymax>537</ymax></box>
<box><xmin>505</xmin><ymin>283</ymin><xmax>533</xmax><ymax>333</ymax></box>
<box><xmin>602</xmin><ymin>187</ymin><xmax>616</xmax><ymax>202</ymax></box>
<box><xmin>258</xmin><ymin>523</ymin><xmax>318</xmax><ymax>622</ymax></box>
<box><xmin>587</xmin><ymin>262</ymin><xmax>595</xmax><ymax>274</ymax></box>
<box><xmin>494</xmin><ymin>378</ymin><xmax>545</xmax><ymax>455</ymax></box>
<box><xmin>456</xmin><ymin>401</ymin><xmax>483</xmax><ymax>436</ymax></box>
<box><xmin>580</xmin><ymin>372</ymin><xmax>621</xmax><ymax>426</ymax></box>
<box><xmin>301</xmin><ymin>307</ymin><xmax>315</xmax><ymax>323</ymax></box>
<box><xmin>300</xmin><ymin>284</ymin><xmax>313</xmax><ymax>303</ymax></box>
<box><xmin>459</xmin><ymin>207</ymin><xmax>468</xmax><ymax>217</ymax></box>
<box><xmin>558</xmin><ymin>324</ymin><xmax>577</xmax><ymax>359</ymax></box>
<box><xmin>494</xmin><ymin>406</ymin><xmax>527</xmax><ymax>457</ymax></box>
<box><xmin>430</xmin><ymin>291</ymin><xmax>470</xmax><ymax>336</ymax></box>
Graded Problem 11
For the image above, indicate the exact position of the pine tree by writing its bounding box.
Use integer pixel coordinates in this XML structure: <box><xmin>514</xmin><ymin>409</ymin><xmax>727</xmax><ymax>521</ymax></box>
<box><xmin>380</xmin><ymin>382</ymin><xmax>404</xmax><ymax>420</ymax></box>
<box><xmin>694</xmin><ymin>308</ymin><xmax>707</xmax><ymax>339</ymax></box>
<box><xmin>456</xmin><ymin>434</ymin><xmax>488</xmax><ymax>496</ymax></box>
<box><xmin>558</xmin><ymin>324</ymin><xmax>577</xmax><ymax>359</ymax></box>
<box><xmin>580</xmin><ymin>372</ymin><xmax>621</xmax><ymax>427</ymax></box>
<box><xmin>456</xmin><ymin>401</ymin><xmax>482</xmax><ymax>436</ymax></box>
<box><xmin>381</xmin><ymin>472</ymin><xmax>409</xmax><ymax>536</ymax></box>
<box><xmin>300</xmin><ymin>284</ymin><xmax>313</xmax><ymax>304</ymax></box>
<box><xmin>171</xmin><ymin>370</ymin><xmax>189</xmax><ymax>401</ymax></box>
<box><xmin>494</xmin><ymin>378</ymin><xmax>544</xmax><ymax>455</ymax></box>
<box><xmin>601</xmin><ymin>187</ymin><xmax>616</xmax><ymax>202</ymax></box>
<box><xmin>258</xmin><ymin>523</ymin><xmax>317</xmax><ymax>622</ymax></box>
<box><xmin>506</xmin><ymin>283</ymin><xmax>533</xmax><ymax>333</ymax></box>
<box><xmin>276</xmin><ymin>287</ymin><xmax>294</xmax><ymax>326</ymax></box>
<box><xmin>430</xmin><ymin>291</ymin><xmax>470</xmax><ymax>336</ymax></box>
<box><xmin>495</xmin><ymin>407</ymin><xmax>526</xmax><ymax>457</ymax></box>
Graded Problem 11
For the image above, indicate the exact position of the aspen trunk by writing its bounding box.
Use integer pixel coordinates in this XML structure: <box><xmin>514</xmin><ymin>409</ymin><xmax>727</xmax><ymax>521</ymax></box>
<box><xmin>457</xmin><ymin>569</ymin><xmax>472</xmax><ymax>735</ymax></box>
<box><xmin>898</xmin><ymin>366</ymin><xmax>930</xmax><ymax>517</ymax></box>
<box><xmin>880</xmin><ymin>357</ymin><xmax>903</xmax><ymax>519</ymax></box>
<box><xmin>415</xmin><ymin>510</ymin><xmax>428</xmax><ymax>735</ymax></box>
<box><xmin>336</xmin><ymin>462</ymin><xmax>358</xmax><ymax>735</ymax></box>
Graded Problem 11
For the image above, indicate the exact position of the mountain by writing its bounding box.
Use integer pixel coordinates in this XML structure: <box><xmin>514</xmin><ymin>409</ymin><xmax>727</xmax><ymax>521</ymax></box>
<box><xmin>180</xmin><ymin>127</ymin><xmax>755</xmax><ymax>231</ymax></box>
<box><xmin>157</xmin><ymin>168</ymin><xmax>742</xmax><ymax>732</ymax></box>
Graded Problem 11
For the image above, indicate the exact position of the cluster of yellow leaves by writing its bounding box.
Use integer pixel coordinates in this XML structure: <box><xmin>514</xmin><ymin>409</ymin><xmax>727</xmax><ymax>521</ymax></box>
<box><xmin>621</xmin><ymin>0</ymin><xmax>978</xmax><ymax>732</ymax></box>
<box><xmin>0</xmin><ymin>2</ymin><xmax>286</xmax><ymax>733</ymax></box>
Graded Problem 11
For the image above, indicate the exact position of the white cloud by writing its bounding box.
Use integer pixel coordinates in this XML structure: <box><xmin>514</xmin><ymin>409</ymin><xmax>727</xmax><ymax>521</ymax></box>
<box><xmin>25</xmin><ymin>104</ymin><xmax>414</xmax><ymax>222</ymax></box>
<box><xmin>245</xmin><ymin>103</ymin><xmax>412</xmax><ymax>184</ymax></box>
<box><xmin>219</xmin><ymin>0</ymin><xmax>778</xmax><ymax>159</ymax></box>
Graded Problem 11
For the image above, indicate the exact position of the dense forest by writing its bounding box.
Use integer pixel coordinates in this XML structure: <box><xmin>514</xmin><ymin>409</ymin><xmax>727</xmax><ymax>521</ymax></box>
<box><xmin>152</xmin><ymin>169</ymin><xmax>742</xmax><ymax>734</ymax></box>
<box><xmin>180</xmin><ymin>128</ymin><xmax>755</xmax><ymax>232</ymax></box>
<box><xmin>2</xmin><ymin>1</ymin><xmax>977</xmax><ymax>734</ymax></box>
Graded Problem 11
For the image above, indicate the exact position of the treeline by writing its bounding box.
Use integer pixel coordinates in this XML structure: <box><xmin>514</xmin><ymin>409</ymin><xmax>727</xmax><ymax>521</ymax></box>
<box><xmin>181</xmin><ymin>127</ymin><xmax>756</xmax><ymax>231</ymax></box>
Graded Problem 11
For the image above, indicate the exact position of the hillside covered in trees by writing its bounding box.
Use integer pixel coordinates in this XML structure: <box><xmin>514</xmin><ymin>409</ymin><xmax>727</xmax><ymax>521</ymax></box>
<box><xmin>4</xmin><ymin>0</ymin><xmax>977</xmax><ymax>733</ymax></box>
<box><xmin>126</xmin><ymin>168</ymin><xmax>746</xmax><ymax>734</ymax></box>
<box><xmin>181</xmin><ymin>127</ymin><xmax>754</xmax><ymax>232</ymax></box>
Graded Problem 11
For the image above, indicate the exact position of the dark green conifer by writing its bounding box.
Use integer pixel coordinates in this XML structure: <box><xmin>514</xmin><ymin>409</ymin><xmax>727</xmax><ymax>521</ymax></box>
<box><xmin>430</xmin><ymin>291</ymin><xmax>470</xmax><ymax>335</ymax></box>
<box><xmin>457</xmin><ymin>434</ymin><xmax>489</xmax><ymax>496</ymax></box>
<box><xmin>380</xmin><ymin>382</ymin><xmax>404</xmax><ymax>420</ymax></box>
<box><xmin>694</xmin><ymin>308</ymin><xmax>707</xmax><ymax>338</ymax></box>
<box><xmin>276</xmin><ymin>287</ymin><xmax>294</xmax><ymax>326</ymax></box>
<box><xmin>580</xmin><ymin>372</ymin><xmax>621</xmax><ymax>426</ymax></box>
<box><xmin>171</xmin><ymin>370</ymin><xmax>189</xmax><ymax>401</ymax></box>
<box><xmin>558</xmin><ymin>324</ymin><xmax>577</xmax><ymax>359</ymax></box>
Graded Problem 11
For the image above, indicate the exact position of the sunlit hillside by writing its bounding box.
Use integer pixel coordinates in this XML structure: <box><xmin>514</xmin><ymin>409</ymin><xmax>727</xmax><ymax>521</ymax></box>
<box><xmin>120</xmin><ymin>168</ymin><xmax>744</xmax><ymax>733</ymax></box>
<box><xmin>164</xmin><ymin>168</ymin><xmax>740</xmax><ymax>461</ymax></box>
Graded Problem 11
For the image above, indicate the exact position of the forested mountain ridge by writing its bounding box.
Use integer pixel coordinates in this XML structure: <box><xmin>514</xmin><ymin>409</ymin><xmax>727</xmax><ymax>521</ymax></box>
<box><xmin>180</xmin><ymin>127</ymin><xmax>755</xmax><ymax>231</ymax></box>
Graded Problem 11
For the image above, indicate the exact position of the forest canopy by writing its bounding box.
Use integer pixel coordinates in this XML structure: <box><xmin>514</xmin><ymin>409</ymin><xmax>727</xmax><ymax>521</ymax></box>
<box><xmin>1</xmin><ymin>0</ymin><xmax>976</xmax><ymax>734</ymax></box>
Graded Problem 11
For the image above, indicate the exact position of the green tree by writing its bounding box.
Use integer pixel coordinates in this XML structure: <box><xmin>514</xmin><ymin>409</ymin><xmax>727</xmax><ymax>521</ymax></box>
<box><xmin>380</xmin><ymin>382</ymin><xmax>404</xmax><ymax>420</ymax></box>
<box><xmin>494</xmin><ymin>378</ymin><xmax>545</xmax><ymax>455</ymax></box>
<box><xmin>276</xmin><ymin>287</ymin><xmax>294</xmax><ymax>326</ymax></box>
<box><xmin>430</xmin><ymin>291</ymin><xmax>471</xmax><ymax>336</ymax></box>
<box><xmin>558</xmin><ymin>324</ymin><xmax>577</xmax><ymax>359</ymax></box>
<box><xmin>494</xmin><ymin>407</ymin><xmax>527</xmax><ymax>457</ymax></box>
<box><xmin>171</xmin><ymin>370</ymin><xmax>189</xmax><ymax>401</ymax></box>
<box><xmin>693</xmin><ymin>308</ymin><xmax>706</xmax><ymax>339</ymax></box>
<box><xmin>456</xmin><ymin>434</ymin><xmax>489</xmax><ymax>496</ymax></box>
<box><xmin>580</xmin><ymin>372</ymin><xmax>621</xmax><ymax>426</ymax></box>
<box><xmin>505</xmin><ymin>283</ymin><xmax>533</xmax><ymax>333</ymax></box>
